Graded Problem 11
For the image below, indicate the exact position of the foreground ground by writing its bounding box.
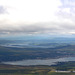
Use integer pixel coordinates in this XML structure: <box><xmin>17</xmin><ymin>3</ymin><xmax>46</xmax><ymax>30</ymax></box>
<box><xmin>0</xmin><ymin>63</ymin><xmax>75</xmax><ymax>75</ymax></box>
<box><xmin>1</xmin><ymin>72</ymin><xmax>75</xmax><ymax>75</ymax></box>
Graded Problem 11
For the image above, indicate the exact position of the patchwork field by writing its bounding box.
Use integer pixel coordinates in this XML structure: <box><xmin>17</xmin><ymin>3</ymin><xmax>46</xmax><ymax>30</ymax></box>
<box><xmin>0</xmin><ymin>64</ymin><xmax>75</xmax><ymax>75</ymax></box>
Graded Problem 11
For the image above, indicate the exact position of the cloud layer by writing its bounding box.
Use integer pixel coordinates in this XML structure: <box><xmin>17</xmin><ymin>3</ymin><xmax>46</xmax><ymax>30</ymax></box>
<box><xmin>0</xmin><ymin>0</ymin><xmax>75</xmax><ymax>36</ymax></box>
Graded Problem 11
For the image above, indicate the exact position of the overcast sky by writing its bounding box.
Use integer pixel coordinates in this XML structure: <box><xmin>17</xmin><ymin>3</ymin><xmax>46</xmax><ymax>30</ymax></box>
<box><xmin>0</xmin><ymin>0</ymin><xmax>75</xmax><ymax>36</ymax></box>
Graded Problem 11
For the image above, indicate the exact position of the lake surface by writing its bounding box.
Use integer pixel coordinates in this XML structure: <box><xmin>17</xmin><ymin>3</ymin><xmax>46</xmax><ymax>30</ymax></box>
<box><xmin>2</xmin><ymin>57</ymin><xmax>75</xmax><ymax>66</ymax></box>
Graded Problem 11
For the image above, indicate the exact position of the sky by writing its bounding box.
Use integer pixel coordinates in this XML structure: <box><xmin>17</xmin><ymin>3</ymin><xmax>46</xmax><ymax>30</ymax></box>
<box><xmin>0</xmin><ymin>0</ymin><xmax>75</xmax><ymax>36</ymax></box>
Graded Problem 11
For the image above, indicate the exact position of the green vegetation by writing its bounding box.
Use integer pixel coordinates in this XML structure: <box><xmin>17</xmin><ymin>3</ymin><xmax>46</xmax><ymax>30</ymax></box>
<box><xmin>0</xmin><ymin>44</ymin><xmax>75</xmax><ymax>61</ymax></box>
<box><xmin>51</xmin><ymin>61</ymin><xmax>75</xmax><ymax>71</ymax></box>
<box><xmin>0</xmin><ymin>64</ymin><xmax>75</xmax><ymax>75</ymax></box>
<box><xmin>0</xmin><ymin>42</ymin><xmax>75</xmax><ymax>74</ymax></box>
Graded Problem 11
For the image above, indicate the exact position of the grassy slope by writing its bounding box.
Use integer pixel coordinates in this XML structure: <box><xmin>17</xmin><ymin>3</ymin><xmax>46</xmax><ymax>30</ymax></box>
<box><xmin>0</xmin><ymin>65</ymin><xmax>74</xmax><ymax>75</ymax></box>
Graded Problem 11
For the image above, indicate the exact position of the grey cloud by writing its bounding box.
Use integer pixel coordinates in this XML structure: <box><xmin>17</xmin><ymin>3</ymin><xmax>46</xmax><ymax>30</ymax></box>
<box><xmin>0</xmin><ymin>22</ymin><xmax>73</xmax><ymax>35</ymax></box>
<box><xmin>0</xmin><ymin>22</ymin><xmax>61</xmax><ymax>35</ymax></box>
<box><xmin>0</xmin><ymin>6</ymin><xmax>6</xmax><ymax>14</ymax></box>
<box><xmin>61</xmin><ymin>24</ymin><xmax>75</xmax><ymax>30</ymax></box>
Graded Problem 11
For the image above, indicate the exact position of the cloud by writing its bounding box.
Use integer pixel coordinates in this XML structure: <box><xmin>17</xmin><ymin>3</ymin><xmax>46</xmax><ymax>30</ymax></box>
<box><xmin>0</xmin><ymin>0</ymin><xmax>61</xmax><ymax>23</ymax></box>
<box><xmin>0</xmin><ymin>0</ymin><xmax>75</xmax><ymax>36</ymax></box>
<box><xmin>0</xmin><ymin>22</ymin><xmax>74</xmax><ymax>35</ymax></box>
<box><xmin>0</xmin><ymin>5</ymin><xmax>6</xmax><ymax>14</ymax></box>
<box><xmin>58</xmin><ymin>0</ymin><xmax>75</xmax><ymax>20</ymax></box>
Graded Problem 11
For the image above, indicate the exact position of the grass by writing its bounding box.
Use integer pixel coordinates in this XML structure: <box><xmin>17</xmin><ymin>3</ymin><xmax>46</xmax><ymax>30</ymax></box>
<box><xmin>0</xmin><ymin>65</ymin><xmax>74</xmax><ymax>75</ymax></box>
<box><xmin>0</xmin><ymin>72</ymin><xmax>75</xmax><ymax>75</ymax></box>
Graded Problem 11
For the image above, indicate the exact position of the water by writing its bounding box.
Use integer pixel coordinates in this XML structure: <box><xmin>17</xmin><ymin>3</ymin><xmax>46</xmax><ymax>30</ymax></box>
<box><xmin>2</xmin><ymin>57</ymin><xmax>75</xmax><ymax>66</ymax></box>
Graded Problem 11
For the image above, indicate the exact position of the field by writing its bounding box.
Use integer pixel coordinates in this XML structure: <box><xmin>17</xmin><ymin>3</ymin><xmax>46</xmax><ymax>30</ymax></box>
<box><xmin>0</xmin><ymin>44</ymin><xmax>75</xmax><ymax>61</ymax></box>
<box><xmin>0</xmin><ymin>40</ymin><xmax>75</xmax><ymax>74</ymax></box>
<box><xmin>0</xmin><ymin>62</ymin><xmax>75</xmax><ymax>75</ymax></box>
<box><xmin>0</xmin><ymin>72</ymin><xmax>75</xmax><ymax>75</ymax></box>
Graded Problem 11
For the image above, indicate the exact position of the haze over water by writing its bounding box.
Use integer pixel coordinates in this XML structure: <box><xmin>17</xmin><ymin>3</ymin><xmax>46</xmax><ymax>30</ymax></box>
<box><xmin>2</xmin><ymin>57</ymin><xmax>75</xmax><ymax>66</ymax></box>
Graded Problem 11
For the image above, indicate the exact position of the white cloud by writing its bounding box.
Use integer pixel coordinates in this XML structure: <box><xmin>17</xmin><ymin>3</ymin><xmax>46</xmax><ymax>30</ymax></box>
<box><xmin>0</xmin><ymin>0</ymin><xmax>75</xmax><ymax>35</ymax></box>
<box><xmin>0</xmin><ymin>0</ymin><xmax>61</xmax><ymax>24</ymax></box>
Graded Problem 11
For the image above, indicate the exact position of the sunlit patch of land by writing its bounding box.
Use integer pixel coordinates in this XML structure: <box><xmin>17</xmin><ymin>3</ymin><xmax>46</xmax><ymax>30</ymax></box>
<box><xmin>0</xmin><ymin>62</ymin><xmax>75</xmax><ymax>75</ymax></box>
